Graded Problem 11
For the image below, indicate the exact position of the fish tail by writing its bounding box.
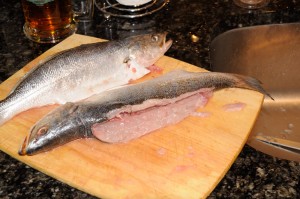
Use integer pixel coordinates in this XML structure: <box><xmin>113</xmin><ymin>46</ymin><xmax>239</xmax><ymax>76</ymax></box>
<box><xmin>234</xmin><ymin>74</ymin><xmax>274</xmax><ymax>100</ymax></box>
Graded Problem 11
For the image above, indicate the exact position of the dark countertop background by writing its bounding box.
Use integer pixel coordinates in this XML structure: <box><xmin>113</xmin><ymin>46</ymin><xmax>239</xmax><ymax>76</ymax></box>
<box><xmin>1</xmin><ymin>0</ymin><xmax>300</xmax><ymax>198</ymax></box>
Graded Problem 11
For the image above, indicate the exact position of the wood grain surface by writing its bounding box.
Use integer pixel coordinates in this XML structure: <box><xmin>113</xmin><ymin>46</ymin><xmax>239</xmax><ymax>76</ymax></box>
<box><xmin>0</xmin><ymin>34</ymin><xmax>264</xmax><ymax>199</ymax></box>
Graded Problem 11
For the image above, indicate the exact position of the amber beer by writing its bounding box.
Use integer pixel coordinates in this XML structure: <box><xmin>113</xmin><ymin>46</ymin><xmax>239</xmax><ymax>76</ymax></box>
<box><xmin>21</xmin><ymin>0</ymin><xmax>76</xmax><ymax>43</ymax></box>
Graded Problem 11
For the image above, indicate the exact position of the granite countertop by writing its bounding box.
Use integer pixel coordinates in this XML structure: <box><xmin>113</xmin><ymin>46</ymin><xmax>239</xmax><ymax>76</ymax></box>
<box><xmin>0</xmin><ymin>0</ymin><xmax>300</xmax><ymax>198</ymax></box>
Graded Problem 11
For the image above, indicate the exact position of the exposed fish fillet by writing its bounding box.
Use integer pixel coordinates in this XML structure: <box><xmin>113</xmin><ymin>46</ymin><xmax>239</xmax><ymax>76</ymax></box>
<box><xmin>19</xmin><ymin>70</ymin><xmax>271</xmax><ymax>155</ymax></box>
<box><xmin>92</xmin><ymin>89</ymin><xmax>212</xmax><ymax>143</ymax></box>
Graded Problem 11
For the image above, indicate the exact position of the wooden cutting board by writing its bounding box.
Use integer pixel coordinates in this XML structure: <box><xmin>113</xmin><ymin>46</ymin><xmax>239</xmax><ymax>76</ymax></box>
<box><xmin>0</xmin><ymin>34</ymin><xmax>263</xmax><ymax>198</ymax></box>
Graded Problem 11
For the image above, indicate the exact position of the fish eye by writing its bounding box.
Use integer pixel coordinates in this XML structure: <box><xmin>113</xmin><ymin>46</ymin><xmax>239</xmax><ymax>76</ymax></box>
<box><xmin>151</xmin><ymin>35</ymin><xmax>159</xmax><ymax>42</ymax></box>
<box><xmin>37</xmin><ymin>126</ymin><xmax>48</xmax><ymax>137</ymax></box>
<box><xmin>123</xmin><ymin>57</ymin><xmax>131</xmax><ymax>64</ymax></box>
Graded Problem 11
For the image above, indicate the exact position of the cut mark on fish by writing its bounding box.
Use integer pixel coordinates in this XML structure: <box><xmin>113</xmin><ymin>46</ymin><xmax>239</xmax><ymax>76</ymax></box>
<box><xmin>92</xmin><ymin>91</ymin><xmax>210</xmax><ymax>143</ymax></box>
<box><xmin>131</xmin><ymin>67</ymin><xmax>137</xmax><ymax>73</ymax></box>
<box><xmin>147</xmin><ymin>64</ymin><xmax>163</xmax><ymax>73</ymax></box>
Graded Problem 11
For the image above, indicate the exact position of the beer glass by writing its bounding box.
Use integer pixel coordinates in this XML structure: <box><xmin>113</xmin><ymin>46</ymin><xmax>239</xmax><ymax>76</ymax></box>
<box><xmin>233</xmin><ymin>0</ymin><xmax>270</xmax><ymax>9</ymax></box>
<box><xmin>21</xmin><ymin>0</ymin><xmax>93</xmax><ymax>43</ymax></box>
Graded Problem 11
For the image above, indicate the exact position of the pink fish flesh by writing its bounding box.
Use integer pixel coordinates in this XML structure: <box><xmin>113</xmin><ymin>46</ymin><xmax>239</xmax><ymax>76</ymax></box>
<box><xmin>92</xmin><ymin>88</ymin><xmax>212</xmax><ymax>143</ymax></box>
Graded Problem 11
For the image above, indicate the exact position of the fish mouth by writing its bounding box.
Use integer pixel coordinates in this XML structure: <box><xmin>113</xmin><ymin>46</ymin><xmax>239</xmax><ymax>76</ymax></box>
<box><xmin>18</xmin><ymin>136</ymin><xmax>28</xmax><ymax>156</ymax></box>
<box><xmin>18</xmin><ymin>136</ymin><xmax>40</xmax><ymax>156</ymax></box>
<box><xmin>164</xmin><ymin>39</ymin><xmax>173</xmax><ymax>52</ymax></box>
<box><xmin>161</xmin><ymin>32</ymin><xmax>173</xmax><ymax>52</ymax></box>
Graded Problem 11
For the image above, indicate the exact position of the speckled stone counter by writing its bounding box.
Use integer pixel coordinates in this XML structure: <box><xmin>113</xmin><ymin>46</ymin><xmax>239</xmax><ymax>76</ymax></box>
<box><xmin>0</xmin><ymin>0</ymin><xmax>300</xmax><ymax>198</ymax></box>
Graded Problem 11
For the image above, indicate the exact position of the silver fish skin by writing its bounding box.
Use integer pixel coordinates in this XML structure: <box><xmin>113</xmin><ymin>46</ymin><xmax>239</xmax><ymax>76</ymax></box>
<box><xmin>0</xmin><ymin>33</ymin><xmax>172</xmax><ymax>125</ymax></box>
<box><xmin>19</xmin><ymin>70</ymin><xmax>271</xmax><ymax>155</ymax></box>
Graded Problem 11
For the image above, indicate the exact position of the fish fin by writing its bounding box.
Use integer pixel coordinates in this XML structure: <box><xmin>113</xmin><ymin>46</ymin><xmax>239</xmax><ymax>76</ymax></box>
<box><xmin>235</xmin><ymin>74</ymin><xmax>274</xmax><ymax>100</ymax></box>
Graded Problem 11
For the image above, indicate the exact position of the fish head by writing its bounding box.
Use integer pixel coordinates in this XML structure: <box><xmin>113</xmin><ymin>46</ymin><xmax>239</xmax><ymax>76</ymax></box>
<box><xmin>19</xmin><ymin>103</ymin><xmax>86</xmax><ymax>156</ymax></box>
<box><xmin>123</xmin><ymin>33</ymin><xmax>172</xmax><ymax>78</ymax></box>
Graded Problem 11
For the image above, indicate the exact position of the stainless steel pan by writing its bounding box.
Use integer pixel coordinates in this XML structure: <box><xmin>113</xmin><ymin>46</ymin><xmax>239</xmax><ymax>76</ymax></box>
<box><xmin>210</xmin><ymin>23</ymin><xmax>300</xmax><ymax>162</ymax></box>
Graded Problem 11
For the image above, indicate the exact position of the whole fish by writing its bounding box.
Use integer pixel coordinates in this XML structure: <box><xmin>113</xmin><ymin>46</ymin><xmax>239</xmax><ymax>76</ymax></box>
<box><xmin>0</xmin><ymin>33</ymin><xmax>172</xmax><ymax>125</ymax></box>
<box><xmin>19</xmin><ymin>70</ymin><xmax>271</xmax><ymax>155</ymax></box>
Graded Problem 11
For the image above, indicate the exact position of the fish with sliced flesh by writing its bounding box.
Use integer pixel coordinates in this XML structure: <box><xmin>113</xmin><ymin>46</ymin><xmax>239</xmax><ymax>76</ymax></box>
<box><xmin>19</xmin><ymin>70</ymin><xmax>271</xmax><ymax>155</ymax></box>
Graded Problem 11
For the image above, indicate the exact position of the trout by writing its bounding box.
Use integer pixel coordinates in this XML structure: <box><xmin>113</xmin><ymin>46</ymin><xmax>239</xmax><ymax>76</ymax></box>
<box><xmin>19</xmin><ymin>70</ymin><xmax>271</xmax><ymax>155</ymax></box>
<box><xmin>0</xmin><ymin>33</ymin><xmax>172</xmax><ymax>125</ymax></box>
